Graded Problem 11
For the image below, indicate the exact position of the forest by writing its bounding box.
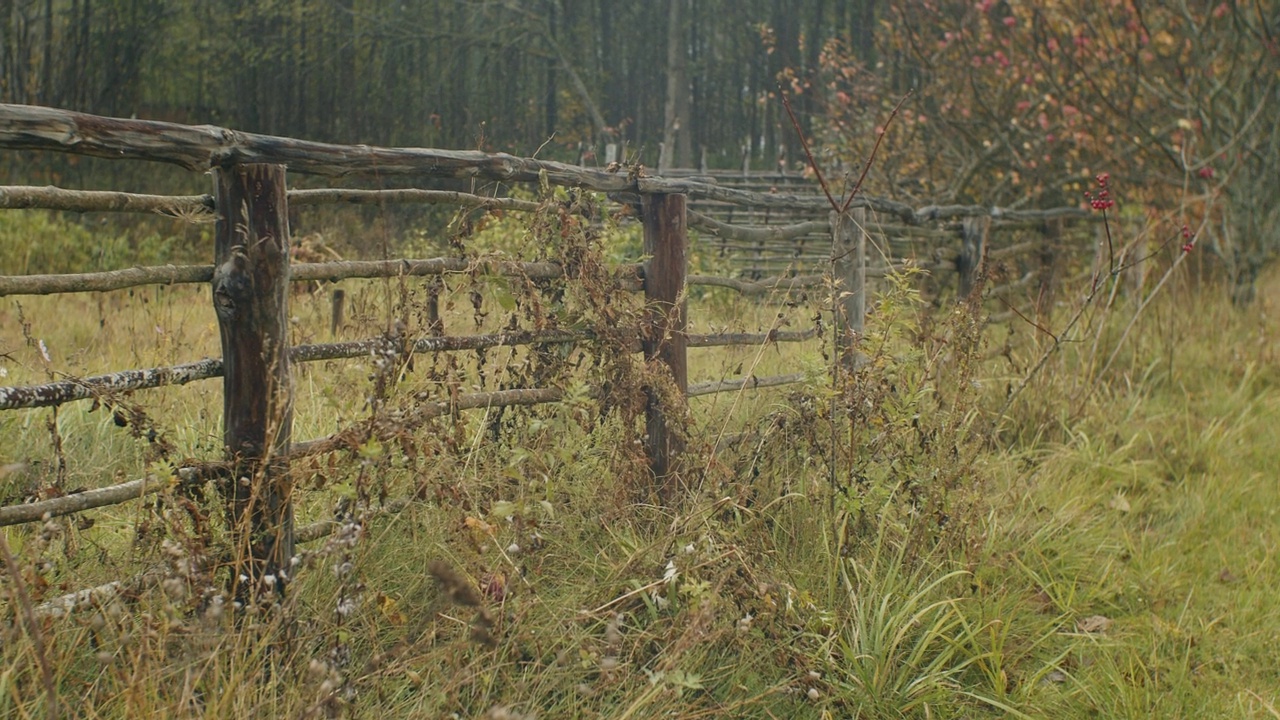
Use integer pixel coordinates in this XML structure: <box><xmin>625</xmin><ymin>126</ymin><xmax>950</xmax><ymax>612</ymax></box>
<box><xmin>3</xmin><ymin>0</ymin><xmax>1275</xmax><ymax>296</ymax></box>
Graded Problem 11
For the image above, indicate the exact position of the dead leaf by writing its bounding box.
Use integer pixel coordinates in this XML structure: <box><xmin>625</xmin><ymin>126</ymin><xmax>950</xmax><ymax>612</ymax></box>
<box><xmin>1041</xmin><ymin>669</ymin><xmax>1069</xmax><ymax>685</ymax></box>
<box><xmin>464</xmin><ymin>516</ymin><xmax>496</xmax><ymax>536</ymax></box>
<box><xmin>481</xmin><ymin>572</ymin><xmax>507</xmax><ymax>601</ymax></box>
<box><xmin>1030</xmin><ymin>588</ymin><xmax>1056</xmax><ymax>613</ymax></box>
<box><xmin>1108</xmin><ymin>494</ymin><xmax>1131</xmax><ymax>513</ymax></box>
<box><xmin>1217</xmin><ymin>568</ymin><xmax>1239</xmax><ymax>584</ymax></box>
<box><xmin>374</xmin><ymin>591</ymin><xmax>406</xmax><ymax>625</ymax></box>
<box><xmin>1077</xmin><ymin>615</ymin><xmax>1113</xmax><ymax>634</ymax></box>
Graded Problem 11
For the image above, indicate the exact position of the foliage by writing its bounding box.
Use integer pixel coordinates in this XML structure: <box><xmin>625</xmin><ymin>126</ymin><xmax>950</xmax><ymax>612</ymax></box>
<box><xmin>0</xmin><ymin>212</ymin><xmax>201</xmax><ymax>276</ymax></box>
<box><xmin>800</xmin><ymin>1</ymin><xmax>1280</xmax><ymax>299</ymax></box>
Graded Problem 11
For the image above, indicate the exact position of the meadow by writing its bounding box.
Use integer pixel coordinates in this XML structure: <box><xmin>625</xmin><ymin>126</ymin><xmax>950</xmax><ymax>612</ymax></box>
<box><xmin>1</xmin><ymin>206</ymin><xmax>1278</xmax><ymax>719</ymax></box>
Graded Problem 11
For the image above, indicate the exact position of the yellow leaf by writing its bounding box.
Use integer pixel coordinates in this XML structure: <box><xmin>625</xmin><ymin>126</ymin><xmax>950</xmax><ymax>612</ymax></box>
<box><xmin>465</xmin><ymin>516</ymin><xmax>496</xmax><ymax>535</ymax></box>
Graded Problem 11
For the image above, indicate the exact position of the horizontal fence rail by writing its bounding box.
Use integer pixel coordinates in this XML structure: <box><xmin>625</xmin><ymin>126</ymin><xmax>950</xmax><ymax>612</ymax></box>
<box><xmin>0</xmin><ymin>369</ymin><xmax>808</xmax><ymax>529</ymax></box>
<box><xmin>0</xmin><ymin>105</ymin><xmax>1095</xmax><ymax>225</ymax></box>
<box><xmin>0</xmin><ymin>104</ymin><xmax>1103</xmax><ymax>610</ymax></box>
<box><xmin>0</xmin><ymin>258</ymin><xmax>840</xmax><ymax>298</ymax></box>
<box><xmin>0</xmin><ymin>328</ymin><xmax>819</xmax><ymax>410</ymax></box>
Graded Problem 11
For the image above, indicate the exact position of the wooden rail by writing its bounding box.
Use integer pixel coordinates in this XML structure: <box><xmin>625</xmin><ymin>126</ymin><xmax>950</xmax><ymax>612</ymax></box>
<box><xmin>0</xmin><ymin>105</ymin><xmax>1096</xmax><ymax>605</ymax></box>
<box><xmin>0</xmin><ymin>105</ymin><xmax>1094</xmax><ymax>225</ymax></box>
<box><xmin>1</xmin><ymin>371</ymin><xmax>808</xmax><ymax>529</ymax></box>
<box><xmin>0</xmin><ymin>328</ymin><xmax>817</xmax><ymax>410</ymax></box>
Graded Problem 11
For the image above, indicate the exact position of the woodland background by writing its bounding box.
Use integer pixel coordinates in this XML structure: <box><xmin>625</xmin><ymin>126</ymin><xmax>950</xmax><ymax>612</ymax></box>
<box><xmin>0</xmin><ymin>0</ymin><xmax>1276</xmax><ymax>296</ymax></box>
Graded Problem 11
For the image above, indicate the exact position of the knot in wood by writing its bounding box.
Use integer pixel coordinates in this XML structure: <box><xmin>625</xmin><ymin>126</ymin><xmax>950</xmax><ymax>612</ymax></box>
<box><xmin>212</xmin><ymin>253</ymin><xmax>253</xmax><ymax>321</ymax></box>
<box><xmin>213</xmin><ymin>287</ymin><xmax>236</xmax><ymax>319</ymax></box>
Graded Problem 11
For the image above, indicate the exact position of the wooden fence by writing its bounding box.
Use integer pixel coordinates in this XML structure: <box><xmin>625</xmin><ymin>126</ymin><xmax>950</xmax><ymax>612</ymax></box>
<box><xmin>0</xmin><ymin>104</ymin><xmax>1094</xmax><ymax>607</ymax></box>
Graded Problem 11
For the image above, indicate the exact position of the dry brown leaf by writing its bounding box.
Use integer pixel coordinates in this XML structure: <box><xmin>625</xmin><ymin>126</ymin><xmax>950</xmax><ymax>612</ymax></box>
<box><xmin>1109</xmin><ymin>494</ymin><xmax>1131</xmax><ymax>513</ymax></box>
<box><xmin>1077</xmin><ymin>615</ymin><xmax>1113</xmax><ymax>634</ymax></box>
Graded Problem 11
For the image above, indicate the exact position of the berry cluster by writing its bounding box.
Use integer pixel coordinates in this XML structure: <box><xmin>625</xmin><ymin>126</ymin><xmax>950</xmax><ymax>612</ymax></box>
<box><xmin>1085</xmin><ymin>173</ymin><xmax>1115</xmax><ymax>211</ymax></box>
<box><xmin>1181</xmin><ymin>224</ymin><xmax>1195</xmax><ymax>254</ymax></box>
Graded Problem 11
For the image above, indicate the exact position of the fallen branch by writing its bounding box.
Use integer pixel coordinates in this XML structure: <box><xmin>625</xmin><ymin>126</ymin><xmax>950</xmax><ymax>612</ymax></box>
<box><xmin>687</xmin><ymin>211</ymin><xmax>829</xmax><ymax>242</ymax></box>
<box><xmin>36</xmin><ymin>496</ymin><xmax>415</xmax><ymax>617</ymax></box>
<box><xmin>688</xmin><ymin>329</ymin><xmax>817</xmax><ymax>347</ymax></box>
<box><xmin>686</xmin><ymin>273</ymin><xmax>826</xmax><ymax>295</ymax></box>
<box><xmin>688</xmin><ymin>372</ymin><xmax>807</xmax><ymax>397</ymax></box>
<box><xmin>0</xmin><ymin>474</ymin><xmax>180</xmax><ymax>527</ymax></box>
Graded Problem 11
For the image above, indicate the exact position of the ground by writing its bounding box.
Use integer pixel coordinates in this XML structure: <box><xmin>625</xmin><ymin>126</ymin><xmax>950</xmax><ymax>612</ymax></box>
<box><xmin>1</xmin><ymin>210</ymin><xmax>1279</xmax><ymax>718</ymax></box>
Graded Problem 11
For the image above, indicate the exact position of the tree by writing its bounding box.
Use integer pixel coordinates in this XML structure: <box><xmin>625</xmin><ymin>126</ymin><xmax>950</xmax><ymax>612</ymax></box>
<box><xmin>660</xmin><ymin>0</ymin><xmax>693</xmax><ymax>171</ymax></box>
<box><xmin>806</xmin><ymin>0</ymin><xmax>1279</xmax><ymax>301</ymax></box>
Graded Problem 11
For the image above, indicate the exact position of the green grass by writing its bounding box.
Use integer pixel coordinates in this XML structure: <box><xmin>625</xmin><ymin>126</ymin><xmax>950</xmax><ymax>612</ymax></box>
<box><xmin>2</xmin><ymin>208</ymin><xmax>1280</xmax><ymax>718</ymax></box>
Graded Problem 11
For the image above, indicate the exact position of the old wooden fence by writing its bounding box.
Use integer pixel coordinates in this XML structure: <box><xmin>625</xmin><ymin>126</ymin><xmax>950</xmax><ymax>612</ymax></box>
<box><xmin>0</xmin><ymin>105</ymin><xmax>1094</xmax><ymax>609</ymax></box>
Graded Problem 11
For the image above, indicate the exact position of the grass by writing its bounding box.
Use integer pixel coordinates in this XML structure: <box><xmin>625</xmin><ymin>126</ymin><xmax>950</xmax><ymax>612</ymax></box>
<box><xmin>2</xmin><ymin>207</ymin><xmax>1280</xmax><ymax>718</ymax></box>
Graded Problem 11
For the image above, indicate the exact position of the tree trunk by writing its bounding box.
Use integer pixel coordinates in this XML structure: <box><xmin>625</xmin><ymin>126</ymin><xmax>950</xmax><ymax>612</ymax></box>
<box><xmin>660</xmin><ymin>0</ymin><xmax>691</xmax><ymax>171</ymax></box>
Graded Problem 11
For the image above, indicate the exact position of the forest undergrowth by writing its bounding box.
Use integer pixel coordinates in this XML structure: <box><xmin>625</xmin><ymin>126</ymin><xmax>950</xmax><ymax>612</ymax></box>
<box><xmin>1</xmin><ymin>206</ymin><xmax>1278</xmax><ymax>719</ymax></box>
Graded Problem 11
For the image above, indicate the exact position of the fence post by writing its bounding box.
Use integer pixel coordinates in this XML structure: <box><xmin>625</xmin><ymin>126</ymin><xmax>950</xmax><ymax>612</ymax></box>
<box><xmin>641</xmin><ymin>192</ymin><xmax>688</xmax><ymax>500</ymax></box>
<box><xmin>330</xmin><ymin>288</ymin><xmax>345</xmax><ymax>336</ymax></box>
<box><xmin>831</xmin><ymin>208</ymin><xmax>866</xmax><ymax>363</ymax></box>
<box><xmin>958</xmin><ymin>216</ymin><xmax>989</xmax><ymax>298</ymax></box>
<box><xmin>213</xmin><ymin>164</ymin><xmax>294</xmax><ymax>602</ymax></box>
<box><xmin>1037</xmin><ymin>217</ymin><xmax>1063</xmax><ymax>317</ymax></box>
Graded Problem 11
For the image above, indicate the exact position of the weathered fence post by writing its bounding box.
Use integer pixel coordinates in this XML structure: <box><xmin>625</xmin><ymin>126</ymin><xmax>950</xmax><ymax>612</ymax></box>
<box><xmin>213</xmin><ymin>164</ymin><xmax>294</xmax><ymax>602</ymax></box>
<box><xmin>330</xmin><ymin>288</ymin><xmax>345</xmax><ymax>337</ymax></box>
<box><xmin>641</xmin><ymin>193</ymin><xmax>688</xmax><ymax>499</ymax></box>
<box><xmin>1037</xmin><ymin>217</ymin><xmax>1063</xmax><ymax>317</ymax></box>
<box><xmin>958</xmin><ymin>215</ymin><xmax>990</xmax><ymax>298</ymax></box>
<box><xmin>831</xmin><ymin>208</ymin><xmax>866</xmax><ymax>363</ymax></box>
<box><xmin>1122</xmin><ymin>216</ymin><xmax>1147</xmax><ymax>298</ymax></box>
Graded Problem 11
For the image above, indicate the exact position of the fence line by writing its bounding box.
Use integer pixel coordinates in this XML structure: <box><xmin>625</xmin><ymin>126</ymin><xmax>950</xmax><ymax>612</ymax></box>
<box><xmin>0</xmin><ymin>105</ymin><xmax>1100</xmax><ymax>226</ymax></box>
<box><xmin>0</xmin><ymin>368</ymin><xmax>807</xmax><ymax>529</ymax></box>
<box><xmin>0</xmin><ymin>104</ymin><xmax>1100</xmax><ymax>603</ymax></box>
<box><xmin>0</xmin><ymin>185</ymin><xmax>545</xmax><ymax>216</ymax></box>
<box><xmin>0</xmin><ymin>327</ymin><xmax>819</xmax><ymax>410</ymax></box>
<box><xmin>0</xmin><ymin>183</ymin><xmax>1094</xmax><ymax>233</ymax></box>
<box><xmin>0</xmin><ymin>258</ymin><xmax>839</xmax><ymax>298</ymax></box>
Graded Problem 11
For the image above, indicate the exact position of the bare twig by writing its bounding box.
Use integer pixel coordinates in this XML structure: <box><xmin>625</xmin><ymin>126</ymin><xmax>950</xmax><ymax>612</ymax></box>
<box><xmin>841</xmin><ymin>92</ymin><xmax>912</xmax><ymax>213</ymax></box>
<box><xmin>996</xmin><ymin>296</ymin><xmax>1057</xmax><ymax>341</ymax></box>
<box><xmin>779</xmin><ymin>88</ymin><xmax>841</xmax><ymax>212</ymax></box>
<box><xmin>0</xmin><ymin>531</ymin><xmax>59</xmax><ymax>719</ymax></box>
